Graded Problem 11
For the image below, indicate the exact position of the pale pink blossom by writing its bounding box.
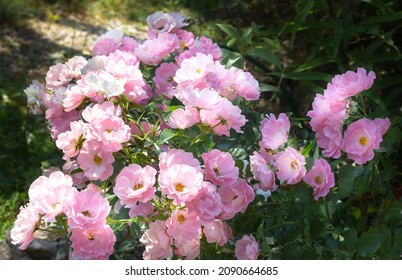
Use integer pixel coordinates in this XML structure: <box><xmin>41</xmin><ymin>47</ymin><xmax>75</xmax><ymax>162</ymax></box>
<box><xmin>199</xmin><ymin>98</ymin><xmax>246</xmax><ymax>136</ymax></box>
<box><xmin>28</xmin><ymin>171</ymin><xmax>75</xmax><ymax>221</ymax></box>
<box><xmin>146</xmin><ymin>11</ymin><xmax>188</xmax><ymax>38</ymax></box>
<box><xmin>235</xmin><ymin>234</ymin><xmax>259</xmax><ymax>260</ymax></box>
<box><xmin>135</xmin><ymin>33</ymin><xmax>179</xmax><ymax>65</ymax></box>
<box><xmin>176</xmin><ymin>37</ymin><xmax>221</xmax><ymax>65</ymax></box>
<box><xmin>120</xmin><ymin>36</ymin><xmax>139</xmax><ymax>52</ymax></box>
<box><xmin>249</xmin><ymin>152</ymin><xmax>277</xmax><ymax>192</ymax></box>
<box><xmin>316</xmin><ymin>125</ymin><xmax>344</xmax><ymax>159</ymax></box>
<box><xmin>174</xmin><ymin>53</ymin><xmax>214</xmax><ymax>85</ymax></box>
<box><xmin>218</xmin><ymin>179</ymin><xmax>255</xmax><ymax>220</ymax></box>
<box><xmin>176</xmin><ymin>86</ymin><xmax>221</xmax><ymax>109</ymax></box>
<box><xmin>70</xmin><ymin>224</ymin><xmax>116</xmax><ymax>260</ymax></box>
<box><xmin>140</xmin><ymin>220</ymin><xmax>172</xmax><ymax>260</ymax></box>
<box><xmin>93</xmin><ymin>38</ymin><xmax>118</xmax><ymax>56</ymax></box>
<box><xmin>129</xmin><ymin>202</ymin><xmax>155</xmax><ymax>219</ymax></box>
<box><xmin>158</xmin><ymin>164</ymin><xmax>203</xmax><ymax>203</ymax></box>
<box><xmin>81</xmin><ymin>56</ymin><xmax>108</xmax><ymax>75</ymax></box>
<box><xmin>176</xmin><ymin>29</ymin><xmax>195</xmax><ymax>49</ymax></box>
<box><xmin>158</xmin><ymin>149</ymin><xmax>201</xmax><ymax>172</ymax></box>
<box><xmin>63</xmin><ymin>85</ymin><xmax>86</xmax><ymax>112</ymax></box>
<box><xmin>65</xmin><ymin>186</ymin><xmax>110</xmax><ymax>229</ymax></box>
<box><xmin>202</xmin><ymin>149</ymin><xmax>239</xmax><ymax>187</ymax></box>
<box><xmin>153</xmin><ymin>62</ymin><xmax>179</xmax><ymax>97</ymax></box>
<box><xmin>203</xmin><ymin>219</ymin><xmax>233</xmax><ymax>246</ymax></box>
<box><xmin>166</xmin><ymin>209</ymin><xmax>201</xmax><ymax>241</ymax></box>
<box><xmin>81</xmin><ymin>101</ymin><xmax>122</xmax><ymax>123</ymax></box>
<box><xmin>307</xmin><ymin>92</ymin><xmax>348</xmax><ymax>133</ymax></box>
<box><xmin>45</xmin><ymin>56</ymin><xmax>87</xmax><ymax>90</ymax></box>
<box><xmin>114</xmin><ymin>164</ymin><xmax>157</xmax><ymax>207</ymax></box>
<box><xmin>56</xmin><ymin>120</ymin><xmax>87</xmax><ymax>160</ymax></box>
<box><xmin>23</xmin><ymin>80</ymin><xmax>47</xmax><ymax>114</ymax></box>
<box><xmin>77</xmin><ymin>141</ymin><xmax>115</xmax><ymax>181</ymax></box>
<box><xmin>373</xmin><ymin>117</ymin><xmax>391</xmax><ymax>136</ymax></box>
<box><xmin>175</xmin><ymin>236</ymin><xmax>200</xmax><ymax>260</ymax></box>
<box><xmin>274</xmin><ymin>146</ymin><xmax>306</xmax><ymax>184</ymax></box>
<box><xmin>186</xmin><ymin>181</ymin><xmax>222</xmax><ymax>224</ymax></box>
<box><xmin>62</xmin><ymin>160</ymin><xmax>87</xmax><ymax>189</ymax></box>
<box><xmin>260</xmin><ymin>113</ymin><xmax>290</xmax><ymax>150</ymax></box>
<box><xmin>303</xmin><ymin>158</ymin><xmax>335</xmax><ymax>200</ymax></box>
<box><xmin>48</xmin><ymin>110</ymin><xmax>80</xmax><ymax>141</ymax></box>
<box><xmin>342</xmin><ymin>118</ymin><xmax>387</xmax><ymax>165</ymax></box>
<box><xmin>230</xmin><ymin>68</ymin><xmax>260</xmax><ymax>101</ymax></box>
<box><xmin>10</xmin><ymin>204</ymin><xmax>40</xmax><ymax>250</ymax></box>
<box><xmin>88</xmin><ymin>115</ymin><xmax>131</xmax><ymax>152</ymax></box>
<box><xmin>327</xmin><ymin>67</ymin><xmax>376</xmax><ymax>99</ymax></box>
<box><xmin>168</xmin><ymin>106</ymin><xmax>200</xmax><ymax>129</ymax></box>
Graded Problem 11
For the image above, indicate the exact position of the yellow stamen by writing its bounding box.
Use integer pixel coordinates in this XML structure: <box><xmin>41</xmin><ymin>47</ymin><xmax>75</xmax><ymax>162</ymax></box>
<box><xmin>290</xmin><ymin>160</ymin><xmax>299</xmax><ymax>170</ymax></box>
<box><xmin>315</xmin><ymin>176</ymin><xmax>323</xmax><ymax>185</ymax></box>
<box><xmin>195</xmin><ymin>68</ymin><xmax>202</xmax><ymax>74</ymax></box>
<box><xmin>166</xmin><ymin>76</ymin><xmax>174</xmax><ymax>83</ymax></box>
<box><xmin>359</xmin><ymin>136</ymin><xmax>368</xmax><ymax>146</ymax></box>
<box><xmin>88</xmin><ymin>232</ymin><xmax>95</xmax><ymax>241</ymax></box>
<box><xmin>81</xmin><ymin>210</ymin><xmax>92</xmax><ymax>217</ymax></box>
<box><xmin>134</xmin><ymin>182</ymin><xmax>144</xmax><ymax>191</ymax></box>
<box><xmin>174</xmin><ymin>182</ymin><xmax>185</xmax><ymax>192</ymax></box>
<box><xmin>93</xmin><ymin>155</ymin><xmax>102</xmax><ymax>165</ymax></box>
<box><xmin>177</xmin><ymin>214</ymin><xmax>186</xmax><ymax>224</ymax></box>
<box><xmin>213</xmin><ymin>166</ymin><xmax>220</xmax><ymax>176</ymax></box>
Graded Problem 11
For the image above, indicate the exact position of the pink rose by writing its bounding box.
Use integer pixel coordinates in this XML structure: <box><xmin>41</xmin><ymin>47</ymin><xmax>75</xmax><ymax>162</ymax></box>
<box><xmin>140</xmin><ymin>220</ymin><xmax>172</xmax><ymax>260</ymax></box>
<box><xmin>168</xmin><ymin>106</ymin><xmax>200</xmax><ymax>129</ymax></box>
<box><xmin>303</xmin><ymin>158</ymin><xmax>335</xmax><ymax>200</ymax></box>
<box><xmin>274</xmin><ymin>146</ymin><xmax>306</xmax><ymax>184</ymax></box>
<box><xmin>219</xmin><ymin>179</ymin><xmax>255</xmax><ymax>220</ymax></box>
<box><xmin>249</xmin><ymin>152</ymin><xmax>277</xmax><ymax>192</ymax></box>
<box><xmin>28</xmin><ymin>171</ymin><xmax>75</xmax><ymax>221</ymax></box>
<box><xmin>342</xmin><ymin>118</ymin><xmax>389</xmax><ymax>165</ymax></box>
<box><xmin>166</xmin><ymin>209</ymin><xmax>201</xmax><ymax>241</ymax></box>
<box><xmin>235</xmin><ymin>234</ymin><xmax>259</xmax><ymax>260</ymax></box>
<box><xmin>260</xmin><ymin>113</ymin><xmax>290</xmax><ymax>150</ymax></box>
<box><xmin>10</xmin><ymin>204</ymin><xmax>40</xmax><ymax>250</ymax></box>
<box><xmin>70</xmin><ymin>224</ymin><xmax>116</xmax><ymax>260</ymax></box>
<box><xmin>65</xmin><ymin>187</ymin><xmax>110</xmax><ymax>230</ymax></box>
<box><xmin>203</xmin><ymin>219</ymin><xmax>233</xmax><ymax>246</ymax></box>
<box><xmin>202</xmin><ymin>149</ymin><xmax>239</xmax><ymax>187</ymax></box>
<box><xmin>158</xmin><ymin>164</ymin><xmax>203</xmax><ymax>203</ymax></box>
<box><xmin>114</xmin><ymin>164</ymin><xmax>157</xmax><ymax>207</ymax></box>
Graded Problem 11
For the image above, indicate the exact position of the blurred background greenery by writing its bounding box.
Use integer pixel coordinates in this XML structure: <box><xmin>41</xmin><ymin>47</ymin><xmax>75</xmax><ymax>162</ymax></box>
<box><xmin>1</xmin><ymin>0</ymin><xmax>401</xmax><ymax>258</ymax></box>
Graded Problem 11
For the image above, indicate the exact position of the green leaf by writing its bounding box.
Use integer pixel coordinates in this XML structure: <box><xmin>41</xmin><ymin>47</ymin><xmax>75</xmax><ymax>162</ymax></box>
<box><xmin>216</xmin><ymin>23</ymin><xmax>240</xmax><ymax>39</ymax></box>
<box><xmin>295</xmin><ymin>56</ymin><xmax>336</xmax><ymax>72</ymax></box>
<box><xmin>157</xmin><ymin>129</ymin><xmax>177</xmax><ymax>144</ymax></box>
<box><xmin>358</xmin><ymin>11</ymin><xmax>402</xmax><ymax>26</ymax></box>
<box><xmin>338</xmin><ymin>165</ymin><xmax>365</xmax><ymax>197</ymax></box>
<box><xmin>260</xmin><ymin>84</ymin><xmax>279</xmax><ymax>92</ymax></box>
<box><xmin>129</xmin><ymin>221</ymin><xmax>144</xmax><ymax>239</ymax></box>
<box><xmin>356</xmin><ymin>232</ymin><xmax>382</xmax><ymax>257</ymax></box>
<box><xmin>251</xmin><ymin>47</ymin><xmax>281</xmax><ymax>69</ymax></box>
<box><xmin>343</xmin><ymin>228</ymin><xmax>357</xmax><ymax>251</ymax></box>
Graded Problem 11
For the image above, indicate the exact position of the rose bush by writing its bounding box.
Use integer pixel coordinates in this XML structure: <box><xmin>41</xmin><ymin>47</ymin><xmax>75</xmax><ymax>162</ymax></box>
<box><xmin>12</xmin><ymin>11</ymin><xmax>396</xmax><ymax>260</ymax></box>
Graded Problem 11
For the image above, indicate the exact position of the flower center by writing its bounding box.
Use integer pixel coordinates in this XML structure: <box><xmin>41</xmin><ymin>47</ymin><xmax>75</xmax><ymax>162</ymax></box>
<box><xmin>359</xmin><ymin>136</ymin><xmax>368</xmax><ymax>146</ymax></box>
<box><xmin>87</xmin><ymin>232</ymin><xmax>95</xmax><ymax>241</ymax></box>
<box><xmin>290</xmin><ymin>160</ymin><xmax>299</xmax><ymax>170</ymax></box>
<box><xmin>195</xmin><ymin>68</ymin><xmax>202</xmax><ymax>74</ymax></box>
<box><xmin>315</xmin><ymin>176</ymin><xmax>323</xmax><ymax>185</ymax></box>
<box><xmin>174</xmin><ymin>182</ymin><xmax>185</xmax><ymax>192</ymax></box>
<box><xmin>75</xmin><ymin>134</ymin><xmax>85</xmax><ymax>151</ymax></box>
<box><xmin>166</xmin><ymin>76</ymin><xmax>174</xmax><ymax>83</ymax></box>
<box><xmin>213</xmin><ymin>165</ymin><xmax>220</xmax><ymax>176</ymax></box>
<box><xmin>134</xmin><ymin>182</ymin><xmax>144</xmax><ymax>191</ymax></box>
<box><xmin>81</xmin><ymin>210</ymin><xmax>92</xmax><ymax>217</ymax></box>
<box><xmin>93</xmin><ymin>155</ymin><xmax>103</xmax><ymax>165</ymax></box>
<box><xmin>177</xmin><ymin>213</ymin><xmax>186</xmax><ymax>224</ymax></box>
<box><xmin>179</xmin><ymin>41</ymin><xmax>186</xmax><ymax>49</ymax></box>
<box><xmin>52</xmin><ymin>203</ymin><xmax>59</xmax><ymax>209</ymax></box>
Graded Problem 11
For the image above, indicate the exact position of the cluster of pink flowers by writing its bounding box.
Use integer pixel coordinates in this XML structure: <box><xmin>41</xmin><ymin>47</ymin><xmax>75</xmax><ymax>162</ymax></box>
<box><xmin>16</xmin><ymin>10</ymin><xmax>391</xmax><ymax>260</ymax></box>
<box><xmin>11</xmin><ymin>171</ymin><xmax>115</xmax><ymax>259</ymax></box>
<box><xmin>307</xmin><ymin>68</ymin><xmax>390</xmax><ymax>164</ymax></box>
<box><xmin>16</xmin><ymin>11</ymin><xmax>260</xmax><ymax>260</ymax></box>
<box><xmin>137</xmin><ymin>148</ymin><xmax>255</xmax><ymax>259</ymax></box>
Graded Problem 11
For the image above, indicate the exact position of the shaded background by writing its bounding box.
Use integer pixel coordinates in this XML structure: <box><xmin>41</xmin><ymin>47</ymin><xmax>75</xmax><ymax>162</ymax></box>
<box><xmin>1</xmin><ymin>0</ymin><xmax>401</xmax><ymax>258</ymax></box>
